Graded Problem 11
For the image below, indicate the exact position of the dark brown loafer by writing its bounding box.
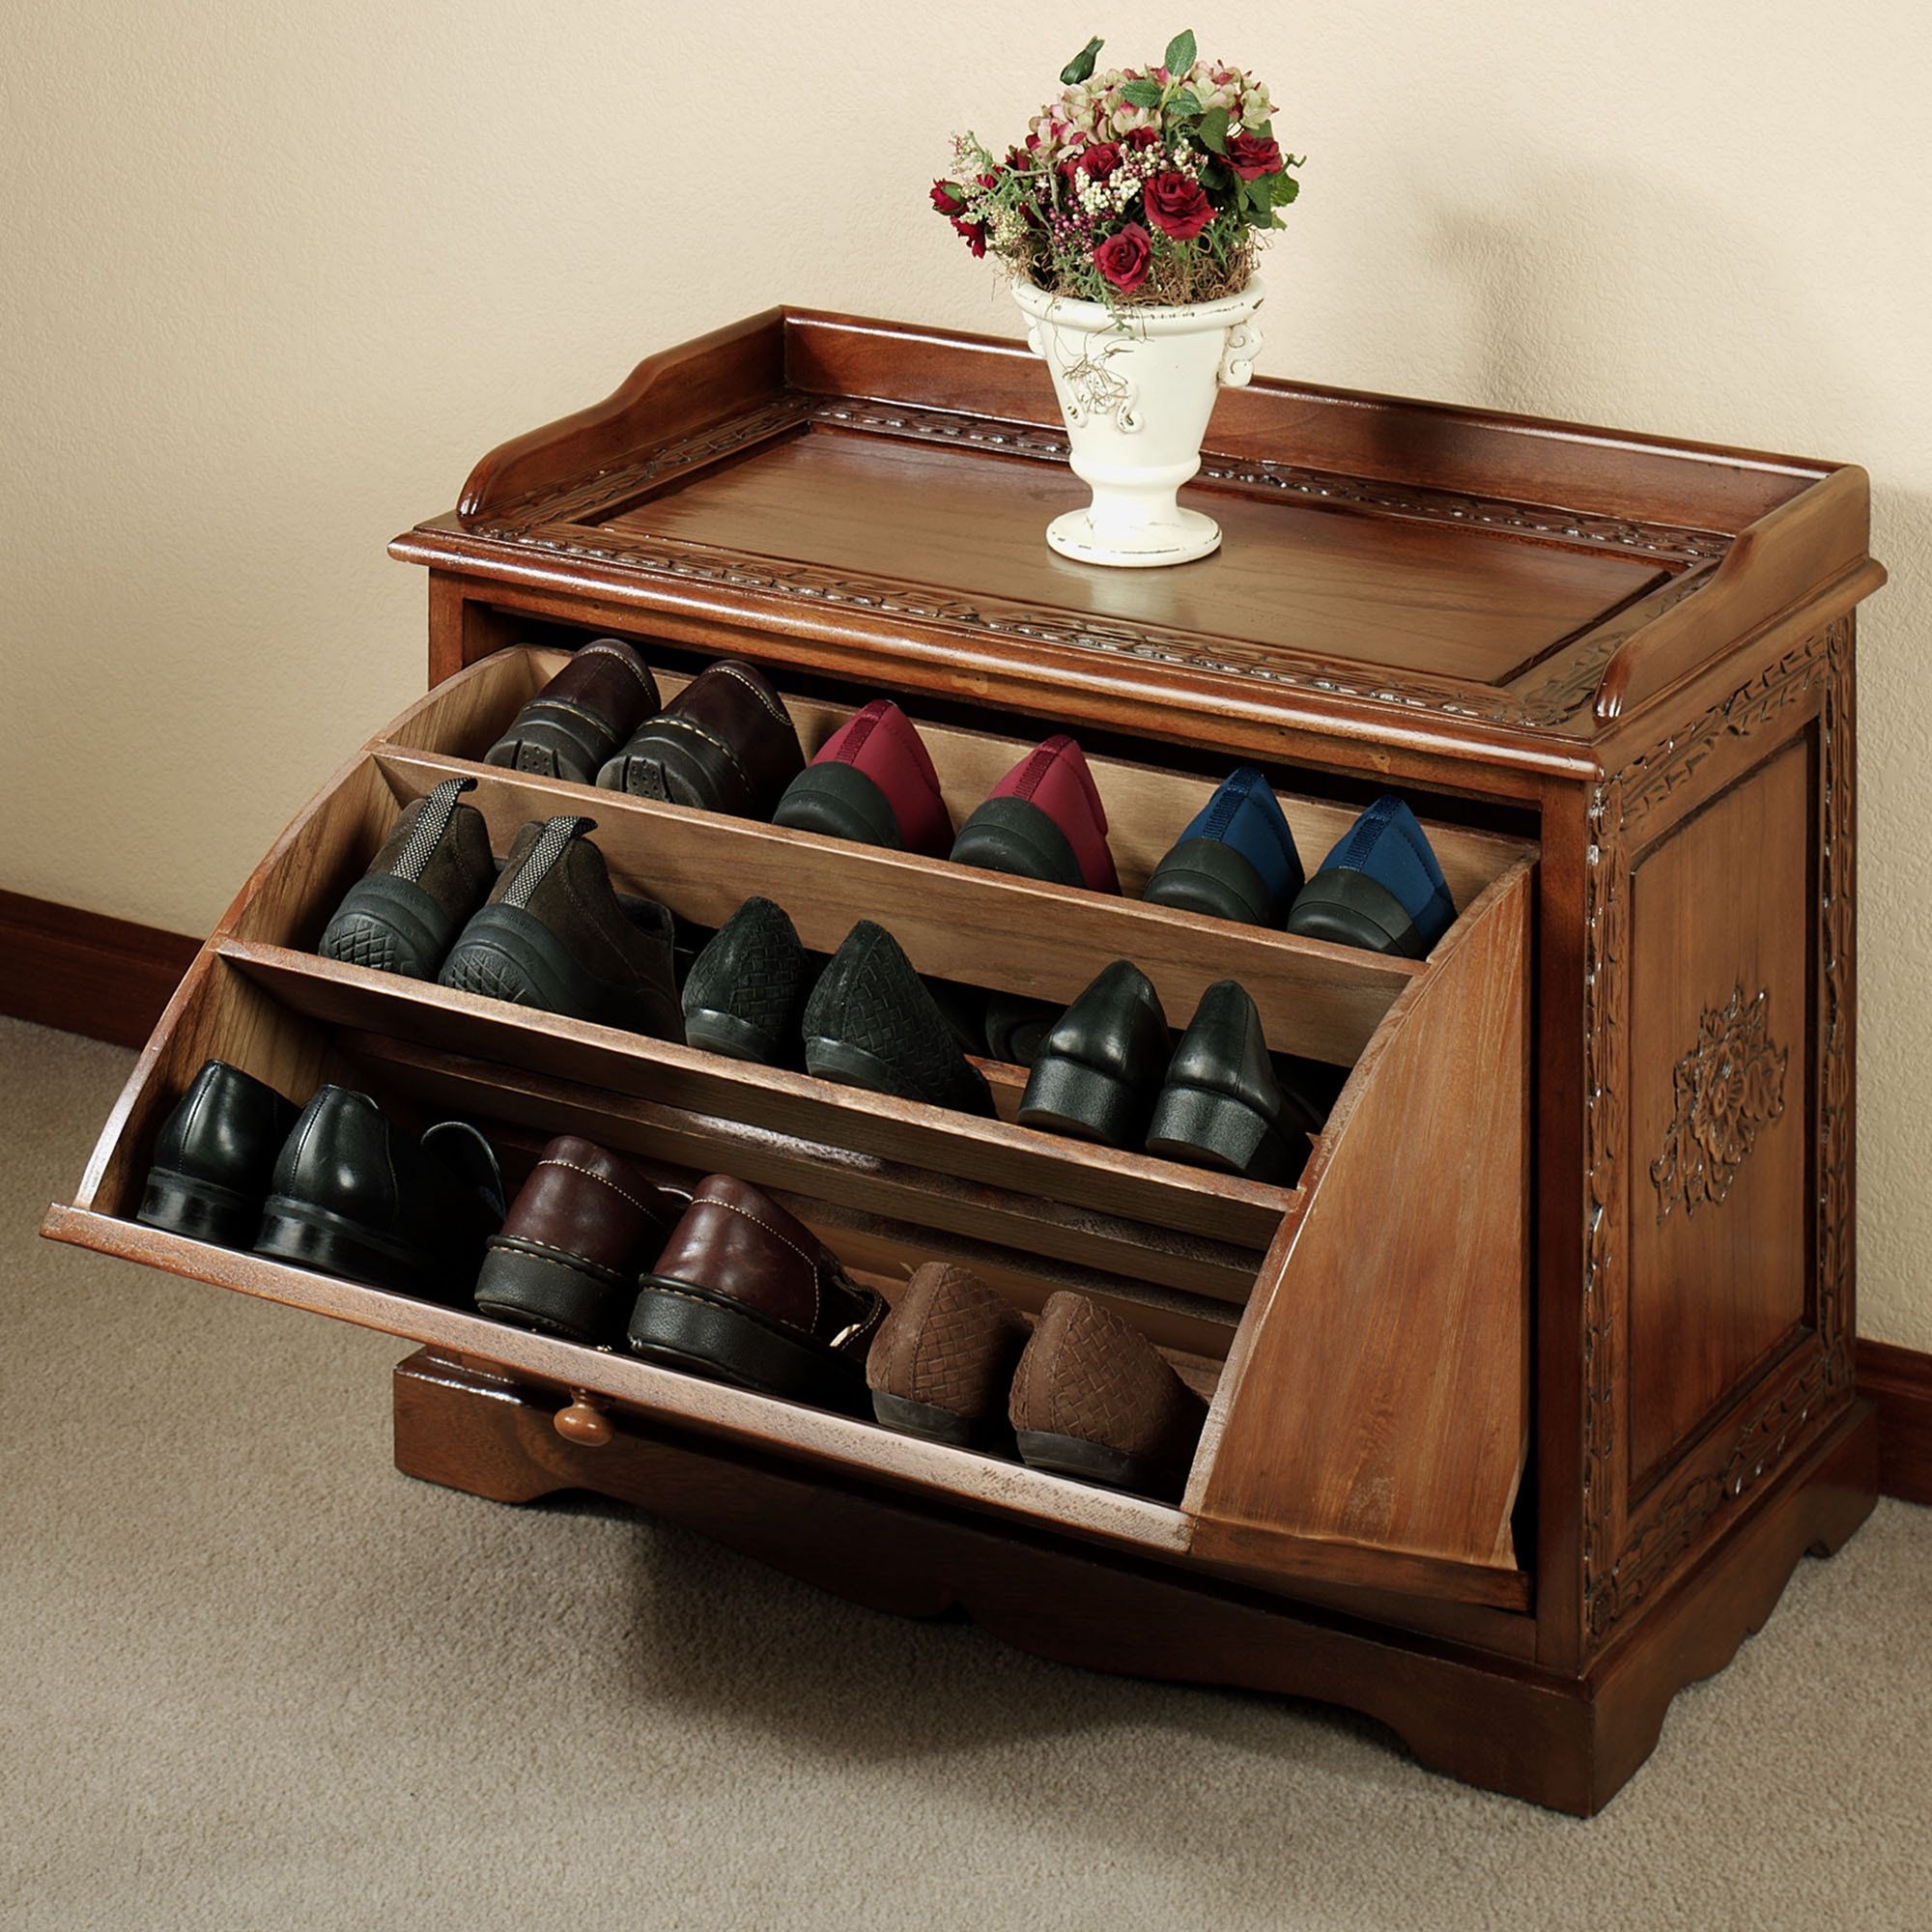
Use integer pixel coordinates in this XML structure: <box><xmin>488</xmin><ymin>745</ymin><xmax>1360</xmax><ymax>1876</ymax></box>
<box><xmin>484</xmin><ymin>638</ymin><xmax>662</xmax><ymax>784</ymax></box>
<box><xmin>474</xmin><ymin>1136</ymin><xmax>685</xmax><ymax>1345</ymax></box>
<box><xmin>626</xmin><ymin>1176</ymin><xmax>886</xmax><ymax>1412</ymax></box>
<box><xmin>866</xmin><ymin>1263</ymin><xmax>1031</xmax><ymax>1445</ymax></box>
<box><xmin>1009</xmin><ymin>1291</ymin><xmax>1207</xmax><ymax>1501</ymax></box>
<box><xmin>596</xmin><ymin>659</ymin><xmax>804</xmax><ymax>817</ymax></box>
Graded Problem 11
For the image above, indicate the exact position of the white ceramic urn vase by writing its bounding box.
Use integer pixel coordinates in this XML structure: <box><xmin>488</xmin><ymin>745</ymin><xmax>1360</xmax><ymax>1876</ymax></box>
<box><xmin>1012</xmin><ymin>275</ymin><xmax>1264</xmax><ymax>568</ymax></box>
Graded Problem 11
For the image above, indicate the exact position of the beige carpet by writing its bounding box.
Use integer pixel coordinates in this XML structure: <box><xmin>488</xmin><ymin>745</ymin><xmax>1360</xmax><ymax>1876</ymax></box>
<box><xmin>3</xmin><ymin>1013</ymin><xmax>1927</xmax><ymax>1931</ymax></box>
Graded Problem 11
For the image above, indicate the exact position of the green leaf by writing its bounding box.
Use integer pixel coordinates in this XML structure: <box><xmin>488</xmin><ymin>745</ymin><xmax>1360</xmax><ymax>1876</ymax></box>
<box><xmin>1060</xmin><ymin>36</ymin><xmax>1102</xmax><ymax>85</ymax></box>
<box><xmin>1244</xmin><ymin>176</ymin><xmax>1273</xmax><ymax>219</ymax></box>
<box><xmin>1163</xmin><ymin>29</ymin><xmax>1196</xmax><ymax>74</ymax></box>
<box><xmin>1197</xmin><ymin>105</ymin><xmax>1229</xmax><ymax>153</ymax></box>
<box><xmin>1199</xmin><ymin>158</ymin><xmax>1230</xmax><ymax>193</ymax></box>
<box><xmin>1270</xmin><ymin>171</ymin><xmax>1299</xmax><ymax>205</ymax></box>
<box><xmin>1121</xmin><ymin>77</ymin><xmax>1163</xmax><ymax>108</ymax></box>
<box><xmin>1170</xmin><ymin>86</ymin><xmax>1201</xmax><ymax>115</ymax></box>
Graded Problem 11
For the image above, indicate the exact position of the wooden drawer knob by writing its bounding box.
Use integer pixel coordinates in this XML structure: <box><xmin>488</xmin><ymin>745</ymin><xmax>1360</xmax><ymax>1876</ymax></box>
<box><xmin>554</xmin><ymin>1392</ymin><xmax>612</xmax><ymax>1447</ymax></box>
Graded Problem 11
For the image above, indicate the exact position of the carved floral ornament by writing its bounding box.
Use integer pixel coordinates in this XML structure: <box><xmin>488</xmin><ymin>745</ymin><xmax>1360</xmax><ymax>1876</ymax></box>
<box><xmin>1649</xmin><ymin>983</ymin><xmax>1789</xmax><ymax>1222</ymax></box>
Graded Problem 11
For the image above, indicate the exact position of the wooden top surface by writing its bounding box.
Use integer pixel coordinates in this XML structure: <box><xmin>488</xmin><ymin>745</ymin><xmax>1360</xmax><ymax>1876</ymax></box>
<box><xmin>396</xmin><ymin>309</ymin><xmax>1878</xmax><ymax>755</ymax></box>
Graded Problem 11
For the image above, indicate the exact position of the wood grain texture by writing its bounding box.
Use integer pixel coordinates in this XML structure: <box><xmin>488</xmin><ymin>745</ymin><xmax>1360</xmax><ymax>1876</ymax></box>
<box><xmin>1188</xmin><ymin>860</ymin><xmax>1533</xmax><ymax>1575</ymax></box>
<box><xmin>0</xmin><ymin>890</ymin><xmax>197</xmax><ymax>1047</ymax></box>
<box><xmin>1858</xmin><ymin>1340</ymin><xmax>1932</xmax><ymax>1505</ymax></box>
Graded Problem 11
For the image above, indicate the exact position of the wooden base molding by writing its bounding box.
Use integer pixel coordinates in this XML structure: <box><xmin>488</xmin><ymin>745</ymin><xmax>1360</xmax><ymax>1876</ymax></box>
<box><xmin>0</xmin><ymin>890</ymin><xmax>197</xmax><ymax>1049</ymax></box>
<box><xmin>1858</xmin><ymin>1340</ymin><xmax>1932</xmax><ymax>1506</ymax></box>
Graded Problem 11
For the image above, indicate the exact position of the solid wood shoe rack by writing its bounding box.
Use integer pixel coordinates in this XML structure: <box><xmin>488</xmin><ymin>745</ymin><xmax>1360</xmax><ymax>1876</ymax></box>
<box><xmin>44</xmin><ymin>308</ymin><xmax>1885</xmax><ymax>1812</ymax></box>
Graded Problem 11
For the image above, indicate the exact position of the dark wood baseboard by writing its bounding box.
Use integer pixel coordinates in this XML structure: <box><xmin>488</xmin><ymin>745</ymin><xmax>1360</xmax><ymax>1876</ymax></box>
<box><xmin>0</xmin><ymin>889</ymin><xmax>198</xmax><ymax>1050</ymax></box>
<box><xmin>6</xmin><ymin>889</ymin><xmax>1932</xmax><ymax>1510</ymax></box>
<box><xmin>1858</xmin><ymin>1340</ymin><xmax>1932</xmax><ymax>1506</ymax></box>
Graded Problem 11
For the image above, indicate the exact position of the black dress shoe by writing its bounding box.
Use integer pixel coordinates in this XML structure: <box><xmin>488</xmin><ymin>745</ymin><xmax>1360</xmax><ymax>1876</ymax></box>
<box><xmin>1145</xmin><ymin>980</ymin><xmax>1314</xmax><ymax>1183</ymax></box>
<box><xmin>681</xmin><ymin>896</ymin><xmax>810</xmax><ymax>1064</ymax></box>
<box><xmin>1017</xmin><ymin>960</ymin><xmax>1170</xmax><ymax>1148</ymax></box>
<box><xmin>484</xmin><ymin>638</ymin><xmax>661</xmax><ymax>784</ymax></box>
<box><xmin>254</xmin><ymin>1088</ymin><xmax>505</xmax><ymax>1299</ymax></box>
<box><xmin>137</xmin><ymin>1060</ymin><xmax>299</xmax><ymax>1248</ymax></box>
<box><xmin>317</xmin><ymin>777</ymin><xmax>495</xmax><ymax>979</ymax></box>
<box><xmin>439</xmin><ymin>816</ymin><xmax>683</xmax><ymax>1040</ymax></box>
<box><xmin>596</xmin><ymin>660</ymin><xmax>804</xmax><ymax>816</ymax></box>
<box><xmin>802</xmin><ymin>922</ymin><xmax>994</xmax><ymax>1116</ymax></box>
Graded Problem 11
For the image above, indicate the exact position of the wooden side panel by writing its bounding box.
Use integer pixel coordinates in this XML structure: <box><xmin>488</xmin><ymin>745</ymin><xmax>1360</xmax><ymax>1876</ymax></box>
<box><xmin>1187</xmin><ymin>863</ymin><xmax>1533</xmax><ymax>1576</ymax></box>
<box><xmin>1625</xmin><ymin>739</ymin><xmax>1813</xmax><ymax>1487</ymax></box>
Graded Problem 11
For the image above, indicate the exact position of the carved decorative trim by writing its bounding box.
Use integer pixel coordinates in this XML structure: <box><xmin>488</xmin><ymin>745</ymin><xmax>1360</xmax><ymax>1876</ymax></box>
<box><xmin>1649</xmin><ymin>984</ymin><xmax>1789</xmax><ymax>1222</ymax></box>
<box><xmin>1580</xmin><ymin>618</ymin><xmax>1856</xmax><ymax>1641</ymax></box>
<box><xmin>460</xmin><ymin>397</ymin><xmax>1736</xmax><ymax>730</ymax></box>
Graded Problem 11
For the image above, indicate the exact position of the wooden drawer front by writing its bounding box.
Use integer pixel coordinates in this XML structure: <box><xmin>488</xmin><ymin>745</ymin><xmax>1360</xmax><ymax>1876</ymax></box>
<box><xmin>46</xmin><ymin>643</ymin><xmax>1539</xmax><ymax>1615</ymax></box>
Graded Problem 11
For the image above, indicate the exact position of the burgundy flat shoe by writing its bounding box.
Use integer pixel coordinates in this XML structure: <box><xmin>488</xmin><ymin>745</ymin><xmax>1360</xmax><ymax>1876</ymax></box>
<box><xmin>949</xmin><ymin>734</ymin><xmax>1119</xmax><ymax>893</ymax></box>
<box><xmin>774</xmin><ymin>699</ymin><xmax>953</xmax><ymax>855</ymax></box>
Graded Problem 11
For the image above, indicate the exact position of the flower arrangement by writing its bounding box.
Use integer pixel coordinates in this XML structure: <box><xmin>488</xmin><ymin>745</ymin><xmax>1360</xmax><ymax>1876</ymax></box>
<box><xmin>932</xmin><ymin>29</ymin><xmax>1302</xmax><ymax>310</ymax></box>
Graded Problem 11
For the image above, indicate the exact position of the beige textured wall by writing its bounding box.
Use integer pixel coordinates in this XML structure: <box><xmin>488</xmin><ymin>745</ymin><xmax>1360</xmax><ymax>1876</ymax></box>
<box><xmin>3</xmin><ymin>3</ymin><xmax>1927</xmax><ymax>1344</ymax></box>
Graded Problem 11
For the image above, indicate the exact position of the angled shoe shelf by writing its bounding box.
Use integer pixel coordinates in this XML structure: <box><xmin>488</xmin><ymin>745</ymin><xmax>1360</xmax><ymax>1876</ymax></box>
<box><xmin>46</xmin><ymin>309</ymin><xmax>1881</xmax><ymax>1811</ymax></box>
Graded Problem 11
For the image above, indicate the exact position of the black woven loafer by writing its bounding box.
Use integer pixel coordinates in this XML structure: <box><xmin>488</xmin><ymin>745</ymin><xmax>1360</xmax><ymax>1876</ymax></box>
<box><xmin>439</xmin><ymin>815</ymin><xmax>683</xmax><ymax>1040</ymax></box>
<box><xmin>681</xmin><ymin>896</ymin><xmax>810</xmax><ymax>1064</ymax></box>
<box><xmin>1018</xmin><ymin>960</ymin><xmax>1171</xmax><ymax>1148</ymax></box>
<box><xmin>802</xmin><ymin>922</ymin><xmax>994</xmax><ymax>1116</ymax></box>
<box><xmin>254</xmin><ymin>1087</ymin><xmax>505</xmax><ymax>1300</ymax></box>
<box><xmin>1145</xmin><ymin>980</ymin><xmax>1317</xmax><ymax>1183</ymax></box>
<box><xmin>137</xmin><ymin>1060</ymin><xmax>298</xmax><ymax>1249</ymax></box>
<box><xmin>317</xmin><ymin>777</ymin><xmax>494</xmax><ymax>980</ymax></box>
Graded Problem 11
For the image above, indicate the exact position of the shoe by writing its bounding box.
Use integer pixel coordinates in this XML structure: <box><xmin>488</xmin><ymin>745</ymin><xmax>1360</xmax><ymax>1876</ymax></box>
<box><xmin>682</xmin><ymin>896</ymin><xmax>810</xmax><ymax>1065</ymax></box>
<box><xmin>474</xmin><ymin>1136</ymin><xmax>684</xmax><ymax>1345</ymax></box>
<box><xmin>1286</xmin><ymin>795</ymin><xmax>1456</xmax><ymax>956</ymax></box>
<box><xmin>774</xmin><ymin>700</ymin><xmax>953</xmax><ymax>855</ymax></box>
<box><xmin>1144</xmin><ymin>768</ymin><xmax>1304</xmax><ymax>926</ymax></box>
<box><xmin>866</xmin><ymin>1263</ymin><xmax>1032</xmax><ymax>1446</ymax></box>
<box><xmin>1009</xmin><ymin>1292</ymin><xmax>1207</xmax><ymax>1502</ymax></box>
<box><xmin>596</xmin><ymin>659</ymin><xmax>803</xmax><ymax>816</ymax></box>
<box><xmin>438</xmin><ymin>815</ymin><xmax>683</xmax><ymax>1040</ymax></box>
<box><xmin>949</xmin><ymin>736</ymin><xmax>1118</xmax><ymax>893</ymax></box>
<box><xmin>316</xmin><ymin>777</ymin><xmax>495</xmax><ymax>979</ymax></box>
<box><xmin>1145</xmin><ymin>980</ymin><xmax>1315</xmax><ymax>1183</ymax></box>
<box><xmin>626</xmin><ymin>1175</ymin><xmax>887</xmax><ymax>1412</ymax></box>
<box><xmin>980</xmin><ymin>988</ymin><xmax>1059</xmax><ymax>1067</ymax></box>
<box><xmin>801</xmin><ymin>922</ymin><xmax>994</xmax><ymax>1117</ymax></box>
<box><xmin>483</xmin><ymin>638</ymin><xmax>662</xmax><ymax>784</ymax></box>
<box><xmin>137</xmin><ymin>1060</ymin><xmax>298</xmax><ymax>1248</ymax></box>
<box><xmin>1017</xmin><ymin>960</ymin><xmax>1170</xmax><ymax>1148</ymax></box>
<box><xmin>254</xmin><ymin>1087</ymin><xmax>504</xmax><ymax>1300</ymax></box>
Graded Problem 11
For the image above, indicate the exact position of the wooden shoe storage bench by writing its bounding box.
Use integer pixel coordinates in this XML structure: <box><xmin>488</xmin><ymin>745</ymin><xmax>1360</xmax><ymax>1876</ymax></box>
<box><xmin>44</xmin><ymin>310</ymin><xmax>1883</xmax><ymax>1812</ymax></box>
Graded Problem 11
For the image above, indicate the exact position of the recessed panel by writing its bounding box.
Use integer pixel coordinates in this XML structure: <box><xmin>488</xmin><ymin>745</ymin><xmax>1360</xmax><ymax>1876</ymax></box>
<box><xmin>599</xmin><ymin>429</ymin><xmax>1668</xmax><ymax>690</ymax></box>
<box><xmin>1627</xmin><ymin>738</ymin><xmax>1812</xmax><ymax>1488</ymax></box>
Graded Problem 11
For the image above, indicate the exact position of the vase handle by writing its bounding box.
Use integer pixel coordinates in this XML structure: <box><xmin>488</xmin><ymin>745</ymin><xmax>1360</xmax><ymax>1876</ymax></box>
<box><xmin>1218</xmin><ymin>317</ymin><xmax>1263</xmax><ymax>389</ymax></box>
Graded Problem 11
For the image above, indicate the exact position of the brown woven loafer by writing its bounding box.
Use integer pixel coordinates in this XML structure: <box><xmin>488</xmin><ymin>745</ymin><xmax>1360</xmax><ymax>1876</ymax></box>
<box><xmin>1009</xmin><ymin>1291</ymin><xmax>1207</xmax><ymax>1501</ymax></box>
<box><xmin>866</xmin><ymin>1262</ymin><xmax>1031</xmax><ymax>1445</ymax></box>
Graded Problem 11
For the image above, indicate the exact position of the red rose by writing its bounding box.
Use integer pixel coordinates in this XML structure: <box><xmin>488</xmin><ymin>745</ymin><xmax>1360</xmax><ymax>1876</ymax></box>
<box><xmin>1070</xmin><ymin>139</ymin><xmax>1122</xmax><ymax>180</ymax></box>
<box><xmin>1225</xmin><ymin>131</ymin><xmax>1284</xmax><ymax>181</ymax></box>
<box><xmin>952</xmin><ymin>218</ymin><xmax>987</xmax><ymax>259</ymax></box>
<box><xmin>1093</xmin><ymin>222</ymin><xmax>1151</xmax><ymax>293</ymax></box>
<box><xmin>1123</xmin><ymin>127</ymin><xmax>1162</xmax><ymax>152</ymax></box>
<box><xmin>1144</xmin><ymin>170</ymin><xmax>1213</xmax><ymax>241</ymax></box>
<box><xmin>930</xmin><ymin>181</ymin><xmax>967</xmax><ymax>217</ymax></box>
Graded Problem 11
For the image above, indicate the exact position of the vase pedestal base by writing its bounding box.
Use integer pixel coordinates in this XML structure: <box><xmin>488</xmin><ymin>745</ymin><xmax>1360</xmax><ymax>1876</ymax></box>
<box><xmin>1045</xmin><ymin>504</ymin><xmax>1222</xmax><ymax>568</ymax></box>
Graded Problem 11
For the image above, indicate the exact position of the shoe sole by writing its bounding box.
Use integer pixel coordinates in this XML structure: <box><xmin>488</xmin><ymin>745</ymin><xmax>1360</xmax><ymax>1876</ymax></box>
<box><xmin>869</xmin><ymin>1388</ymin><xmax>983</xmax><ymax>1446</ymax></box>
<box><xmin>804</xmin><ymin>1035</ymin><xmax>990</xmax><ymax>1117</ymax></box>
<box><xmin>950</xmin><ymin>796</ymin><xmax>1086</xmax><ymax>889</ymax></box>
<box><xmin>774</xmin><ymin>760</ymin><xmax>904</xmax><ymax>848</ymax></box>
<box><xmin>1017</xmin><ymin>1053</ymin><xmax>1149</xmax><ymax>1148</ymax></box>
<box><xmin>1146</xmin><ymin>1082</ymin><xmax>1302</xmax><ymax>1184</ymax></box>
<box><xmin>317</xmin><ymin>873</ymin><xmax>454</xmax><ymax>980</ymax></box>
<box><xmin>1143</xmin><ymin>837</ymin><xmax>1281</xmax><ymax>926</ymax></box>
<box><xmin>440</xmin><ymin>903</ymin><xmax>674</xmax><ymax>1036</ymax></box>
<box><xmin>683</xmin><ymin>1005</ymin><xmax>782</xmax><ymax>1065</ymax></box>
<box><xmin>597</xmin><ymin>731</ymin><xmax>737</xmax><ymax>812</ymax></box>
<box><xmin>484</xmin><ymin>697</ymin><xmax>619</xmax><ymax>788</ymax></box>
<box><xmin>1013</xmin><ymin>1428</ymin><xmax>1187</xmax><ymax>1502</ymax></box>
<box><xmin>254</xmin><ymin>1195</ymin><xmax>441</xmax><ymax>1297</ymax></box>
<box><xmin>1286</xmin><ymin>868</ymin><xmax>1428</xmax><ymax>957</ymax></box>
<box><xmin>626</xmin><ymin>1278</ymin><xmax>867</xmax><ymax>1413</ymax></box>
<box><xmin>137</xmin><ymin>1168</ymin><xmax>260</xmax><ymax>1250</ymax></box>
<box><xmin>474</xmin><ymin>1237</ymin><xmax>628</xmax><ymax>1345</ymax></box>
